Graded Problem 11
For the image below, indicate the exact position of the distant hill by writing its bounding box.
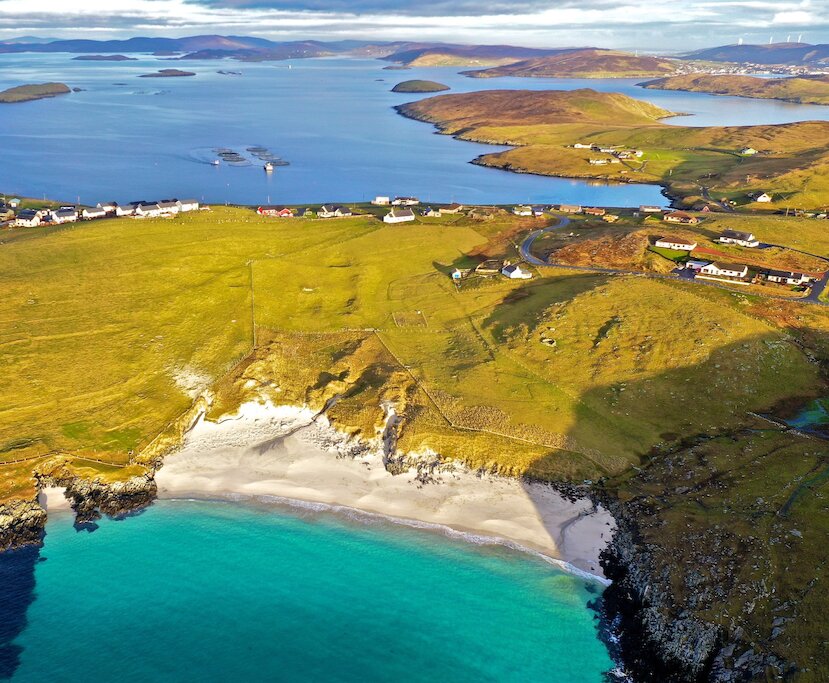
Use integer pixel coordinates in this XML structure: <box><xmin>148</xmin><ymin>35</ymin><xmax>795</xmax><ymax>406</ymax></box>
<box><xmin>391</xmin><ymin>80</ymin><xmax>450</xmax><ymax>93</ymax></box>
<box><xmin>0</xmin><ymin>36</ymin><xmax>59</xmax><ymax>45</ymax></box>
<box><xmin>383</xmin><ymin>44</ymin><xmax>573</xmax><ymax>67</ymax></box>
<box><xmin>683</xmin><ymin>42</ymin><xmax>829</xmax><ymax>66</ymax></box>
<box><xmin>73</xmin><ymin>54</ymin><xmax>137</xmax><ymax>61</ymax></box>
<box><xmin>462</xmin><ymin>49</ymin><xmax>678</xmax><ymax>79</ymax></box>
<box><xmin>641</xmin><ymin>73</ymin><xmax>829</xmax><ymax>105</ymax></box>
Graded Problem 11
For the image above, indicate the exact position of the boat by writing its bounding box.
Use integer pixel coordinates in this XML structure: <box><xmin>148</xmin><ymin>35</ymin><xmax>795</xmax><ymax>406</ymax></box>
<box><xmin>264</xmin><ymin>162</ymin><xmax>274</xmax><ymax>172</ymax></box>
<box><xmin>211</xmin><ymin>159</ymin><xmax>220</xmax><ymax>166</ymax></box>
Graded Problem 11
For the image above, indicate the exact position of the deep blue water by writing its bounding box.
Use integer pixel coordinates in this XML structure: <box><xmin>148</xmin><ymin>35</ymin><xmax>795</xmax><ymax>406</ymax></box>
<box><xmin>1</xmin><ymin>54</ymin><xmax>825</xmax><ymax>207</ymax></box>
<box><xmin>1</xmin><ymin>500</ymin><xmax>614</xmax><ymax>682</ymax></box>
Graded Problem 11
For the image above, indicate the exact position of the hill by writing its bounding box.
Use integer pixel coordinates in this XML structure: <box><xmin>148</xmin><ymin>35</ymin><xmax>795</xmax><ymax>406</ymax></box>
<box><xmin>396</xmin><ymin>88</ymin><xmax>829</xmax><ymax>209</ymax></box>
<box><xmin>396</xmin><ymin>88</ymin><xmax>674</xmax><ymax>130</ymax></box>
<box><xmin>462</xmin><ymin>49</ymin><xmax>678</xmax><ymax>79</ymax></box>
<box><xmin>383</xmin><ymin>44</ymin><xmax>575</xmax><ymax>67</ymax></box>
<box><xmin>683</xmin><ymin>42</ymin><xmax>829</xmax><ymax>66</ymax></box>
<box><xmin>391</xmin><ymin>80</ymin><xmax>449</xmax><ymax>93</ymax></box>
<box><xmin>0</xmin><ymin>82</ymin><xmax>71</xmax><ymax>103</ymax></box>
<box><xmin>641</xmin><ymin>73</ymin><xmax>829</xmax><ymax>105</ymax></box>
<box><xmin>72</xmin><ymin>54</ymin><xmax>137</xmax><ymax>61</ymax></box>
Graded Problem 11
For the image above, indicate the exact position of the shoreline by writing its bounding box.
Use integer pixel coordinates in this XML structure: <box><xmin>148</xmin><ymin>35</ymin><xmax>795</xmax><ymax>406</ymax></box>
<box><xmin>153</xmin><ymin>400</ymin><xmax>616</xmax><ymax>581</ymax></box>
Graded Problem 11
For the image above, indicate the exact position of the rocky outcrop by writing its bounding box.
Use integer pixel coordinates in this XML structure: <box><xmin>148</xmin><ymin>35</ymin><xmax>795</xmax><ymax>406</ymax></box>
<box><xmin>0</xmin><ymin>498</ymin><xmax>47</xmax><ymax>552</ymax></box>
<box><xmin>598</xmin><ymin>495</ymin><xmax>796</xmax><ymax>682</ymax></box>
<box><xmin>599</xmin><ymin>497</ymin><xmax>721</xmax><ymax>682</ymax></box>
<box><xmin>50</xmin><ymin>473</ymin><xmax>158</xmax><ymax>523</ymax></box>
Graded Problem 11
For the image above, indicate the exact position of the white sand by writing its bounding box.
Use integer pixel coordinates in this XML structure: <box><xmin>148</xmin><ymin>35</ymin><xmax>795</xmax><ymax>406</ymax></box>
<box><xmin>38</xmin><ymin>486</ymin><xmax>71</xmax><ymax>511</ymax></box>
<box><xmin>155</xmin><ymin>401</ymin><xmax>615</xmax><ymax>581</ymax></box>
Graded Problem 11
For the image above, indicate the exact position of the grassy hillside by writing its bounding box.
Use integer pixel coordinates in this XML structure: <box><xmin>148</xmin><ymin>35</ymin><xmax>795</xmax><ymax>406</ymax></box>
<box><xmin>397</xmin><ymin>89</ymin><xmax>829</xmax><ymax>210</ymax></box>
<box><xmin>0</xmin><ymin>82</ymin><xmax>70</xmax><ymax>103</ymax></box>
<box><xmin>642</xmin><ymin>73</ymin><xmax>829</xmax><ymax>105</ymax></box>
<box><xmin>463</xmin><ymin>49</ymin><xmax>678</xmax><ymax>79</ymax></box>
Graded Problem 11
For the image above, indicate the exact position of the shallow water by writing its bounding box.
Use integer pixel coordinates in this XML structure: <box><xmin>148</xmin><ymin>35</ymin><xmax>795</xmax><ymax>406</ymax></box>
<box><xmin>2</xmin><ymin>54</ymin><xmax>825</xmax><ymax>207</ymax></box>
<box><xmin>2</xmin><ymin>499</ymin><xmax>615</xmax><ymax>682</ymax></box>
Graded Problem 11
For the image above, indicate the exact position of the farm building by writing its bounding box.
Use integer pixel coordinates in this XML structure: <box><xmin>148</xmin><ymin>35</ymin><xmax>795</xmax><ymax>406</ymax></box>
<box><xmin>513</xmin><ymin>205</ymin><xmax>533</xmax><ymax>216</ymax></box>
<box><xmin>501</xmin><ymin>263</ymin><xmax>532</xmax><ymax>280</ymax></box>
<box><xmin>258</xmin><ymin>206</ymin><xmax>294</xmax><ymax>218</ymax></box>
<box><xmin>384</xmin><ymin>208</ymin><xmax>416</xmax><ymax>224</ymax></box>
<box><xmin>82</xmin><ymin>207</ymin><xmax>107</xmax><ymax>220</ymax></box>
<box><xmin>372</xmin><ymin>196</ymin><xmax>390</xmax><ymax>205</ymax></box>
<box><xmin>699</xmin><ymin>262</ymin><xmax>749</xmax><ymax>279</ymax></box>
<box><xmin>639</xmin><ymin>205</ymin><xmax>663</xmax><ymax>213</ymax></box>
<box><xmin>584</xmin><ymin>207</ymin><xmax>606</xmax><ymax>216</ymax></box>
<box><xmin>663</xmin><ymin>211</ymin><xmax>699</xmax><ymax>225</ymax></box>
<box><xmin>392</xmin><ymin>196</ymin><xmax>419</xmax><ymax>206</ymax></box>
<box><xmin>655</xmin><ymin>236</ymin><xmax>697</xmax><ymax>251</ymax></box>
<box><xmin>179</xmin><ymin>199</ymin><xmax>200</xmax><ymax>212</ymax></box>
<box><xmin>764</xmin><ymin>270</ymin><xmax>813</xmax><ymax>285</ymax></box>
<box><xmin>718</xmin><ymin>230</ymin><xmax>760</xmax><ymax>248</ymax></box>
<box><xmin>558</xmin><ymin>204</ymin><xmax>582</xmax><ymax>214</ymax></box>
<box><xmin>442</xmin><ymin>203</ymin><xmax>464</xmax><ymax>214</ymax></box>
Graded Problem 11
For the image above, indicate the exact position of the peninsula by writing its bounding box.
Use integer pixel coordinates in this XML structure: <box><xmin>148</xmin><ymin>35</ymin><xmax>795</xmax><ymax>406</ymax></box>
<box><xmin>391</xmin><ymin>79</ymin><xmax>449</xmax><ymax>93</ymax></box>
<box><xmin>396</xmin><ymin>88</ymin><xmax>829</xmax><ymax>210</ymax></box>
<box><xmin>641</xmin><ymin>73</ymin><xmax>829</xmax><ymax>105</ymax></box>
<box><xmin>462</xmin><ymin>48</ymin><xmax>678</xmax><ymax>79</ymax></box>
<box><xmin>0</xmin><ymin>82</ymin><xmax>71</xmax><ymax>103</ymax></box>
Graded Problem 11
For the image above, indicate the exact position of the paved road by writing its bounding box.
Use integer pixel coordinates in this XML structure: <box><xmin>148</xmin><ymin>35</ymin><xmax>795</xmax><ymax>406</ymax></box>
<box><xmin>520</xmin><ymin>215</ymin><xmax>829</xmax><ymax>307</ymax></box>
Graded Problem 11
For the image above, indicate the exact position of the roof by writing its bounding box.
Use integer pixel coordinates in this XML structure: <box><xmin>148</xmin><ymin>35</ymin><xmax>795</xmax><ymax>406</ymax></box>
<box><xmin>139</xmin><ymin>202</ymin><xmax>160</xmax><ymax>209</ymax></box>
<box><xmin>665</xmin><ymin>211</ymin><xmax>694</xmax><ymax>219</ymax></box>
<box><xmin>766</xmin><ymin>269</ymin><xmax>807</xmax><ymax>279</ymax></box>
<box><xmin>17</xmin><ymin>209</ymin><xmax>38</xmax><ymax>218</ymax></box>
<box><xmin>54</xmin><ymin>208</ymin><xmax>77</xmax><ymax>216</ymax></box>
<box><xmin>158</xmin><ymin>201</ymin><xmax>179</xmax><ymax>208</ymax></box>
<box><xmin>389</xmin><ymin>208</ymin><xmax>414</xmax><ymax>217</ymax></box>
<box><xmin>709</xmin><ymin>261</ymin><xmax>748</xmax><ymax>273</ymax></box>
<box><xmin>721</xmin><ymin>229</ymin><xmax>755</xmax><ymax>240</ymax></box>
<box><xmin>657</xmin><ymin>236</ymin><xmax>697</xmax><ymax>246</ymax></box>
<box><xmin>502</xmin><ymin>264</ymin><xmax>525</xmax><ymax>274</ymax></box>
<box><xmin>180</xmin><ymin>199</ymin><xmax>199</xmax><ymax>205</ymax></box>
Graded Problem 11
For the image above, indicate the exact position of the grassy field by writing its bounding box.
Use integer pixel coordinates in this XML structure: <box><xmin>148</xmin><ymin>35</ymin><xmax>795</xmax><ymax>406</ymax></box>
<box><xmin>2</xmin><ymin>205</ymin><xmax>826</xmax><ymax>498</ymax></box>
<box><xmin>397</xmin><ymin>89</ymin><xmax>829</xmax><ymax>211</ymax></box>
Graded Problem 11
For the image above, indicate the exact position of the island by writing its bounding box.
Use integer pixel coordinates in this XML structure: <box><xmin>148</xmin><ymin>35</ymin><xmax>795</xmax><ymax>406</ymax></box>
<box><xmin>640</xmin><ymin>73</ymin><xmax>829</xmax><ymax>106</ymax></box>
<box><xmin>391</xmin><ymin>79</ymin><xmax>450</xmax><ymax>93</ymax></box>
<box><xmin>462</xmin><ymin>48</ymin><xmax>678</xmax><ymax>79</ymax></box>
<box><xmin>395</xmin><ymin>88</ymin><xmax>829</xmax><ymax>211</ymax></box>
<box><xmin>73</xmin><ymin>54</ymin><xmax>137</xmax><ymax>61</ymax></box>
<box><xmin>138</xmin><ymin>68</ymin><xmax>196</xmax><ymax>78</ymax></box>
<box><xmin>0</xmin><ymin>82</ymin><xmax>71</xmax><ymax>103</ymax></box>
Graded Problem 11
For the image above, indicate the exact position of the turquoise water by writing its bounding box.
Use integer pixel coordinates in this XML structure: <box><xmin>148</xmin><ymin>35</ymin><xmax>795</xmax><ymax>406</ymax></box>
<box><xmin>785</xmin><ymin>398</ymin><xmax>829</xmax><ymax>431</ymax></box>
<box><xmin>3</xmin><ymin>500</ymin><xmax>615</xmax><ymax>682</ymax></box>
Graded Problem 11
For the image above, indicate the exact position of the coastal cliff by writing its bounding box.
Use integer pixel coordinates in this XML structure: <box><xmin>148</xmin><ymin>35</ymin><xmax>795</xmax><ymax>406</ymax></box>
<box><xmin>0</xmin><ymin>498</ymin><xmax>47</xmax><ymax>551</ymax></box>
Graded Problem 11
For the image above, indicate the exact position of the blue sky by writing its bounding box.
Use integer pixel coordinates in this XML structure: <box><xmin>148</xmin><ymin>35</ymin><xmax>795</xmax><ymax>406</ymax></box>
<box><xmin>0</xmin><ymin>0</ymin><xmax>826</xmax><ymax>50</ymax></box>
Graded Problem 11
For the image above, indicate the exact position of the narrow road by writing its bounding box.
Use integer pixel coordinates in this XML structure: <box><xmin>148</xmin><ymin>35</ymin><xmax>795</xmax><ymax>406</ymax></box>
<box><xmin>520</xmin><ymin>214</ymin><xmax>829</xmax><ymax>307</ymax></box>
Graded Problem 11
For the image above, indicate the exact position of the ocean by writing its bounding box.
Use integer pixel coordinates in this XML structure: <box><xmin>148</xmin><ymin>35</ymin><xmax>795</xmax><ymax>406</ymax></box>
<box><xmin>2</xmin><ymin>499</ymin><xmax>616</xmax><ymax>682</ymax></box>
<box><xmin>1</xmin><ymin>54</ymin><xmax>825</xmax><ymax>208</ymax></box>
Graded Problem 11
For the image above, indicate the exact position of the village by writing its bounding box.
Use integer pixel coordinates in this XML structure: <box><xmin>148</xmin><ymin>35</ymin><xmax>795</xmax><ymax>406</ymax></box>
<box><xmin>1</xmin><ymin>193</ymin><xmax>825</xmax><ymax>299</ymax></box>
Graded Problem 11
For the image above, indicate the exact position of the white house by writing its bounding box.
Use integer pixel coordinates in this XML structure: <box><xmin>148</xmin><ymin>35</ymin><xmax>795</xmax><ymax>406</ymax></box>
<box><xmin>8</xmin><ymin>198</ymin><xmax>21</xmax><ymax>209</ymax></box>
<box><xmin>179</xmin><ymin>199</ymin><xmax>200</xmax><ymax>212</ymax></box>
<box><xmin>558</xmin><ymin>204</ymin><xmax>582</xmax><ymax>214</ymax></box>
<box><xmin>158</xmin><ymin>200</ymin><xmax>181</xmax><ymax>215</ymax></box>
<box><xmin>501</xmin><ymin>263</ymin><xmax>533</xmax><ymax>280</ymax></box>
<box><xmin>741</xmin><ymin>147</ymin><xmax>758</xmax><ymax>156</ymax></box>
<box><xmin>372</xmin><ymin>196</ymin><xmax>390</xmax><ymax>206</ymax></box>
<box><xmin>655</xmin><ymin>236</ymin><xmax>697</xmax><ymax>251</ymax></box>
<box><xmin>573</xmin><ymin>142</ymin><xmax>593</xmax><ymax>149</ymax></box>
<box><xmin>765</xmin><ymin>269</ymin><xmax>812</xmax><ymax>285</ymax></box>
<box><xmin>116</xmin><ymin>203</ymin><xmax>138</xmax><ymax>217</ymax></box>
<box><xmin>753</xmin><ymin>192</ymin><xmax>772</xmax><ymax>203</ymax></box>
<box><xmin>513</xmin><ymin>205</ymin><xmax>533</xmax><ymax>216</ymax></box>
<box><xmin>136</xmin><ymin>202</ymin><xmax>162</xmax><ymax>218</ymax></box>
<box><xmin>384</xmin><ymin>208</ymin><xmax>415</xmax><ymax>224</ymax></box>
<box><xmin>82</xmin><ymin>207</ymin><xmax>107</xmax><ymax>220</ymax></box>
<box><xmin>718</xmin><ymin>230</ymin><xmax>760</xmax><ymax>248</ymax></box>
<box><xmin>50</xmin><ymin>208</ymin><xmax>78</xmax><ymax>224</ymax></box>
<box><xmin>392</xmin><ymin>196</ymin><xmax>419</xmax><ymax>206</ymax></box>
<box><xmin>318</xmin><ymin>205</ymin><xmax>352</xmax><ymax>218</ymax></box>
<box><xmin>639</xmin><ymin>205</ymin><xmax>663</xmax><ymax>214</ymax></box>
<box><xmin>15</xmin><ymin>209</ymin><xmax>41</xmax><ymax>227</ymax></box>
<box><xmin>97</xmin><ymin>201</ymin><xmax>118</xmax><ymax>214</ymax></box>
<box><xmin>699</xmin><ymin>262</ymin><xmax>749</xmax><ymax>279</ymax></box>
<box><xmin>421</xmin><ymin>207</ymin><xmax>441</xmax><ymax>217</ymax></box>
<box><xmin>589</xmin><ymin>158</ymin><xmax>609</xmax><ymax>165</ymax></box>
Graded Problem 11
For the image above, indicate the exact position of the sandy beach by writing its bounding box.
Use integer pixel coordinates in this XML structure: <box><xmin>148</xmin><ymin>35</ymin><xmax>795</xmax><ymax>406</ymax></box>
<box><xmin>154</xmin><ymin>401</ymin><xmax>615</xmax><ymax>580</ymax></box>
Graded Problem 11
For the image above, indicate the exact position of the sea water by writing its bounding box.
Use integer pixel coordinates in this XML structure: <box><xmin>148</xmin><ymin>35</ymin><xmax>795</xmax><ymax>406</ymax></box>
<box><xmin>2</xmin><ymin>54</ymin><xmax>826</xmax><ymax>208</ymax></box>
<box><xmin>1</xmin><ymin>500</ymin><xmax>615</xmax><ymax>682</ymax></box>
